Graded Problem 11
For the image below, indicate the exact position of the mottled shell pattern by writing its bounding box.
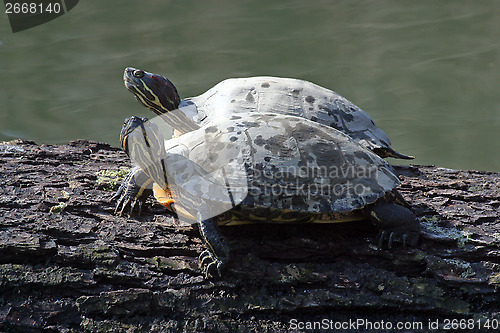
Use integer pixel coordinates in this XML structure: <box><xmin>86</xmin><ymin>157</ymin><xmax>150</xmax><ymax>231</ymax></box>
<box><xmin>153</xmin><ymin>112</ymin><xmax>400</xmax><ymax>219</ymax></box>
<box><xmin>181</xmin><ymin>76</ymin><xmax>394</xmax><ymax>155</ymax></box>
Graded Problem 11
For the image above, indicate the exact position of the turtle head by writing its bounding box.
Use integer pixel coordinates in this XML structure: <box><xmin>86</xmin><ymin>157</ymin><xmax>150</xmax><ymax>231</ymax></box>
<box><xmin>123</xmin><ymin>67</ymin><xmax>200</xmax><ymax>134</ymax></box>
<box><xmin>119</xmin><ymin>116</ymin><xmax>149</xmax><ymax>157</ymax></box>
<box><xmin>120</xmin><ymin>116</ymin><xmax>168</xmax><ymax>188</ymax></box>
<box><xmin>124</xmin><ymin>67</ymin><xmax>181</xmax><ymax>115</ymax></box>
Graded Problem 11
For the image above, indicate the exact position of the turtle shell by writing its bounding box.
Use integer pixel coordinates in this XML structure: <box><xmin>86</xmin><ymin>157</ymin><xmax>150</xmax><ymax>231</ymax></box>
<box><xmin>183</xmin><ymin>76</ymin><xmax>398</xmax><ymax>156</ymax></box>
<box><xmin>132</xmin><ymin>113</ymin><xmax>401</xmax><ymax>224</ymax></box>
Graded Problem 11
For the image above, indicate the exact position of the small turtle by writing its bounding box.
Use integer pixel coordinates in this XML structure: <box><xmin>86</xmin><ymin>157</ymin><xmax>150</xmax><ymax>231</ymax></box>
<box><xmin>117</xmin><ymin>113</ymin><xmax>420</xmax><ymax>278</ymax></box>
<box><xmin>123</xmin><ymin>67</ymin><xmax>413</xmax><ymax>159</ymax></box>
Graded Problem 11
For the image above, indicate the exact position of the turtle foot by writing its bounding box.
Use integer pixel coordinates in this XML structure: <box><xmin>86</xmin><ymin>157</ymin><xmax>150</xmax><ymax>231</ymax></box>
<box><xmin>370</xmin><ymin>201</ymin><xmax>420</xmax><ymax>249</ymax></box>
<box><xmin>112</xmin><ymin>166</ymin><xmax>152</xmax><ymax>217</ymax></box>
<box><xmin>197</xmin><ymin>215</ymin><xmax>230</xmax><ymax>279</ymax></box>
<box><xmin>199</xmin><ymin>250</ymin><xmax>227</xmax><ymax>279</ymax></box>
<box><xmin>113</xmin><ymin>187</ymin><xmax>146</xmax><ymax>217</ymax></box>
<box><xmin>377</xmin><ymin>229</ymin><xmax>419</xmax><ymax>249</ymax></box>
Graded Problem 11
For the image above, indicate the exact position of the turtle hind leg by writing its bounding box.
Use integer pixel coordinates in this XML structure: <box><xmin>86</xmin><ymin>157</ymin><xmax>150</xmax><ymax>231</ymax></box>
<box><xmin>197</xmin><ymin>214</ymin><xmax>230</xmax><ymax>279</ymax></box>
<box><xmin>368</xmin><ymin>200</ymin><xmax>420</xmax><ymax>248</ymax></box>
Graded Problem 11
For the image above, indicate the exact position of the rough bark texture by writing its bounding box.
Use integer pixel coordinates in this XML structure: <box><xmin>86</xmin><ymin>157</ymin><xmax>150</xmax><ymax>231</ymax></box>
<box><xmin>0</xmin><ymin>139</ymin><xmax>499</xmax><ymax>332</ymax></box>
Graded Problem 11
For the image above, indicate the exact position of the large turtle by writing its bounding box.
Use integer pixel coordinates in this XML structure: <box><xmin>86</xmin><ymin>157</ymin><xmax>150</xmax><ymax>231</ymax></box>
<box><xmin>117</xmin><ymin>113</ymin><xmax>420</xmax><ymax>278</ymax></box>
<box><xmin>123</xmin><ymin>67</ymin><xmax>413</xmax><ymax>159</ymax></box>
<box><xmin>117</xmin><ymin>68</ymin><xmax>414</xmax><ymax>215</ymax></box>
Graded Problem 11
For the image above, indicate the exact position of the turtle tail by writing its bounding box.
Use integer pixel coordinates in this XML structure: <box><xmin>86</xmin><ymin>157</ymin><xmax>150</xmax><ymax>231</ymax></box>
<box><xmin>373</xmin><ymin>147</ymin><xmax>415</xmax><ymax>160</ymax></box>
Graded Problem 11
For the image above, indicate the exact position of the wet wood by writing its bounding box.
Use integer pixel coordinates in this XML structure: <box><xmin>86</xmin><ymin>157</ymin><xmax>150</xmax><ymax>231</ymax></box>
<box><xmin>1</xmin><ymin>139</ymin><xmax>499</xmax><ymax>332</ymax></box>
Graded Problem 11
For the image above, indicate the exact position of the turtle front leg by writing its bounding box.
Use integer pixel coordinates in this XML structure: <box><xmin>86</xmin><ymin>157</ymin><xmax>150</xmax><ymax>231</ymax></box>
<box><xmin>113</xmin><ymin>166</ymin><xmax>153</xmax><ymax>216</ymax></box>
<box><xmin>368</xmin><ymin>200</ymin><xmax>420</xmax><ymax>248</ymax></box>
<box><xmin>197</xmin><ymin>214</ymin><xmax>230</xmax><ymax>278</ymax></box>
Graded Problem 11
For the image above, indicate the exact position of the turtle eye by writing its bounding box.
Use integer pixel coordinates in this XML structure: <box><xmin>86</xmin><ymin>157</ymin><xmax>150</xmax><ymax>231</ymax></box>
<box><xmin>133</xmin><ymin>70</ymin><xmax>144</xmax><ymax>78</ymax></box>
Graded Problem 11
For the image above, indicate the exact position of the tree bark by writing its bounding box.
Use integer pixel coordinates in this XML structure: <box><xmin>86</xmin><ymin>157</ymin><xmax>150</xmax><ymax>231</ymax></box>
<box><xmin>1</xmin><ymin>139</ymin><xmax>499</xmax><ymax>332</ymax></box>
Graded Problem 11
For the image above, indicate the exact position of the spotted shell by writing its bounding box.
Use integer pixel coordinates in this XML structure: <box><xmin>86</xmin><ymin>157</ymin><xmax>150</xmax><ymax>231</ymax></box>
<box><xmin>181</xmin><ymin>76</ymin><xmax>398</xmax><ymax>156</ymax></box>
<box><xmin>148</xmin><ymin>112</ymin><xmax>400</xmax><ymax>219</ymax></box>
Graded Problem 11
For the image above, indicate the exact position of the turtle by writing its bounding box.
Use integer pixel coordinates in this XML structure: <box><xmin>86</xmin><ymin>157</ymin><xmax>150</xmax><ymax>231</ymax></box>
<box><xmin>118</xmin><ymin>67</ymin><xmax>415</xmax><ymax>215</ymax></box>
<box><xmin>117</xmin><ymin>113</ymin><xmax>420</xmax><ymax>278</ymax></box>
<box><xmin>123</xmin><ymin>67</ymin><xmax>413</xmax><ymax>160</ymax></box>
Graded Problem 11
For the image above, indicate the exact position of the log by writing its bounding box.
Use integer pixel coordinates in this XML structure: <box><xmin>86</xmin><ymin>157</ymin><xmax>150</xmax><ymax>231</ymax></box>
<box><xmin>0</xmin><ymin>139</ymin><xmax>499</xmax><ymax>332</ymax></box>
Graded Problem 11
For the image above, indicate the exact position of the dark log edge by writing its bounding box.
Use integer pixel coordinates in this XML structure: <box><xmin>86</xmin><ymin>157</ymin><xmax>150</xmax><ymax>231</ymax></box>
<box><xmin>1</xmin><ymin>139</ymin><xmax>499</xmax><ymax>333</ymax></box>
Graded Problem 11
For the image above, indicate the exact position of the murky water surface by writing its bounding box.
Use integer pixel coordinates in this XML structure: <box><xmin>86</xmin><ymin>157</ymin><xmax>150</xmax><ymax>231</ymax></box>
<box><xmin>1</xmin><ymin>1</ymin><xmax>499</xmax><ymax>171</ymax></box>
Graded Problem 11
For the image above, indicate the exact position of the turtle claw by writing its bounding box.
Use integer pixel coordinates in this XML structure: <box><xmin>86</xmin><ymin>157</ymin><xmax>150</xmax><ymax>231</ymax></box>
<box><xmin>377</xmin><ymin>230</ymin><xmax>386</xmax><ymax>249</ymax></box>
<box><xmin>115</xmin><ymin>192</ymin><xmax>147</xmax><ymax>217</ymax></box>
<box><xmin>199</xmin><ymin>250</ymin><xmax>225</xmax><ymax>279</ymax></box>
<box><xmin>376</xmin><ymin>230</ymin><xmax>396</xmax><ymax>249</ymax></box>
<box><xmin>135</xmin><ymin>201</ymin><xmax>143</xmax><ymax>216</ymax></box>
<box><xmin>388</xmin><ymin>232</ymin><xmax>394</xmax><ymax>249</ymax></box>
<box><xmin>377</xmin><ymin>229</ymin><xmax>418</xmax><ymax>249</ymax></box>
<box><xmin>402</xmin><ymin>234</ymin><xmax>408</xmax><ymax>246</ymax></box>
<box><xmin>126</xmin><ymin>197</ymin><xmax>143</xmax><ymax>217</ymax></box>
<box><xmin>113</xmin><ymin>187</ymin><xmax>128</xmax><ymax>216</ymax></box>
<box><xmin>112</xmin><ymin>167</ymin><xmax>152</xmax><ymax>217</ymax></box>
<box><xmin>197</xmin><ymin>216</ymin><xmax>230</xmax><ymax>279</ymax></box>
<box><xmin>371</xmin><ymin>201</ymin><xmax>420</xmax><ymax>249</ymax></box>
<box><xmin>111</xmin><ymin>184</ymin><xmax>124</xmax><ymax>203</ymax></box>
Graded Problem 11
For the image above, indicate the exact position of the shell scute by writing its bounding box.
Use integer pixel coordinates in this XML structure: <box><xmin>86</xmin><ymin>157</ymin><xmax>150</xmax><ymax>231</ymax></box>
<box><xmin>164</xmin><ymin>113</ymin><xmax>400</xmax><ymax>215</ymax></box>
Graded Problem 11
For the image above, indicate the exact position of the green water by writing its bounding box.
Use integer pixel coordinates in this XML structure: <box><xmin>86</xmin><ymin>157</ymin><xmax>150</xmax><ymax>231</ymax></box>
<box><xmin>1</xmin><ymin>1</ymin><xmax>499</xmax><ymax>171</ymax></box>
